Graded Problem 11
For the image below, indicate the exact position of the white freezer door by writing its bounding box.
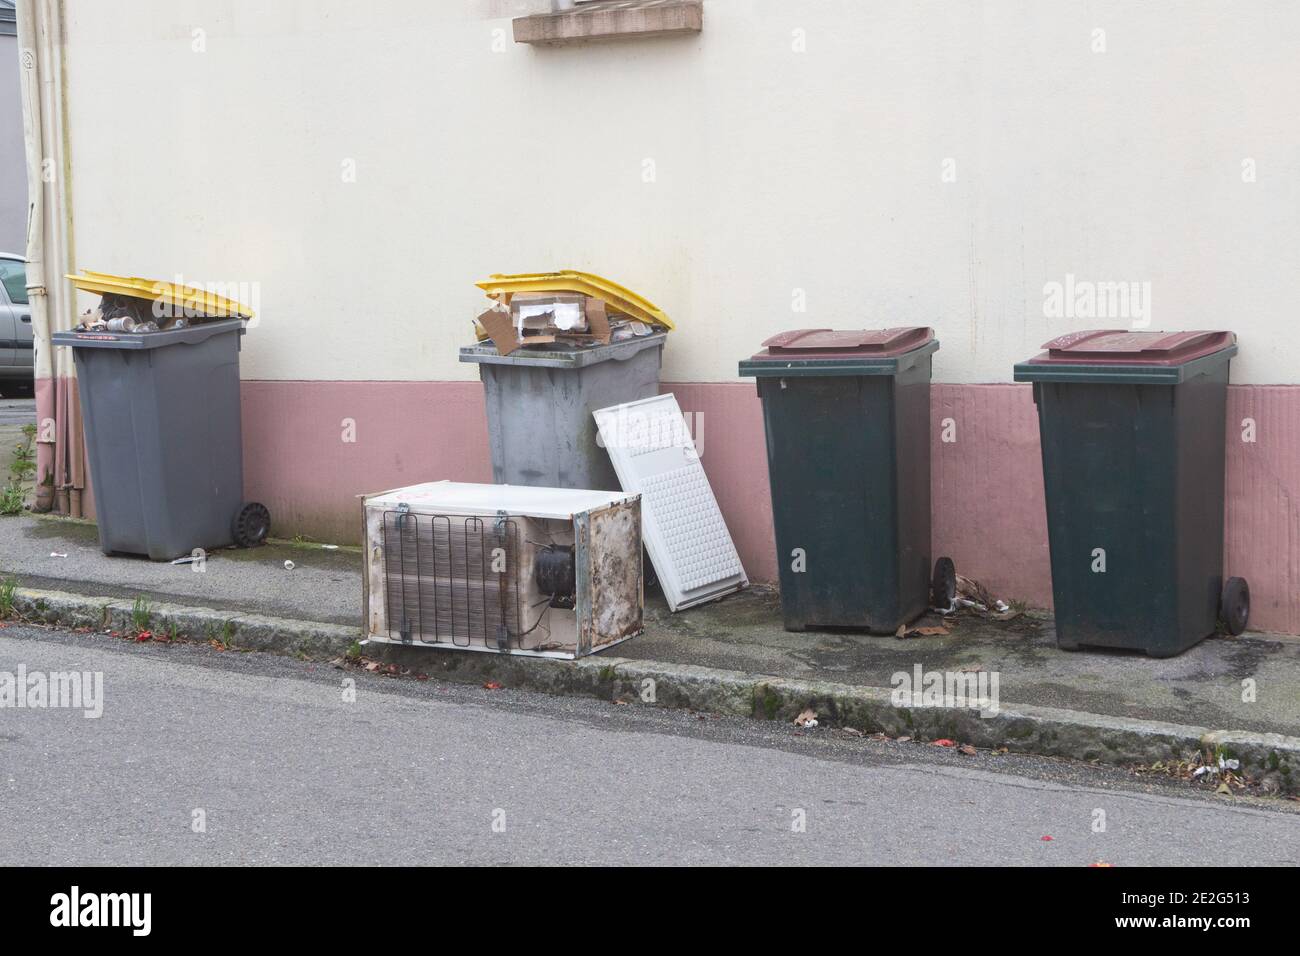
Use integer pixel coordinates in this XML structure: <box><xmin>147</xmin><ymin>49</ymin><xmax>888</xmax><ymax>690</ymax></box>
<box><xmin>593</xmin><ymin>394</ymin><xmax>747</xmax><ymax>611</ymax></box>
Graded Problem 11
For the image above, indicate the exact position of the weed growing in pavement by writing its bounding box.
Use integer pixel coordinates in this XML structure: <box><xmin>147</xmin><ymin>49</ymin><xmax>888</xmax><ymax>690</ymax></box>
<box><xmin>131</xmin><ymin>596</ymin><xmax>152</xmax><ymax>633</ymax></box>
<box><xmin>1</xmin><ymin>425</ymin><xmax>36</xmax><ymax>515</ymax></box>
<box><xmin>0</xmin><ymin>485</ymin><xmax>22</xmax><ymax>515</ymax></box>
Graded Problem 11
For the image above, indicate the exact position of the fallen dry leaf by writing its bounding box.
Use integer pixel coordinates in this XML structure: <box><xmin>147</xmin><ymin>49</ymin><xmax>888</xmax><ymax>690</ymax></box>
<box><xmin>841</xmin><ymin>727</ymin><xmax>864</xmax><ymax>737</ymax></box>
<box><xmin>794</xmin><ymin>708</ymin><xmax>819</xmax><ymax>728</ymax></box>
<box><xmin>896</xmin><ymin>735</ymin><xmax>913</xmax><ymax>743</ymax></box>
<box><xmin>364</xmin><ymin>661</ymin><xmax>382</xmax><ymax>672</ymax></box>
<box><xmin>958</xmin><ymin>744</ymin><xmax>977</xmax><ymax>756</ymax></box>
<box><xmin>914</xmin><ymin>626</ymin><xmax>950</xmax><ymax>636</ymax></box>
<box><xmin>483</xmin><ymin>681</ymin><xmax>503</xmax><ymax>690</ymax></box>
<box><xmin>956</xmin><ymin>574</ymin><xmax>997</xmax><ymax>607</ymax></box>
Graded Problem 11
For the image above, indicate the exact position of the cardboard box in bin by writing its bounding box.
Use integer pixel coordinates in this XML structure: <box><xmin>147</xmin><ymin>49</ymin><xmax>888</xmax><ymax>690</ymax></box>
<box><xmin>472</xmin><ymin>270</ymin><xmax>673</xmax><ymax>355</ymax></box>
<box><xmin>476</xmin><ymin>294</ymin><xmax>615</xmax><ymax>355</ymax></box>
<box><xmin>514</xmin><ymin>293</ymin><xmax>588</xmax><ymax>332</ymax></box>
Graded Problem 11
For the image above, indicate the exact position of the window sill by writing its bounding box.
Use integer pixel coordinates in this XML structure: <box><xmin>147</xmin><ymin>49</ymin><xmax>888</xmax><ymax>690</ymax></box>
<box><xmin>513</xmin><ymin>0</ymin><xmax>703</xmax><ymax>46</ymax></box>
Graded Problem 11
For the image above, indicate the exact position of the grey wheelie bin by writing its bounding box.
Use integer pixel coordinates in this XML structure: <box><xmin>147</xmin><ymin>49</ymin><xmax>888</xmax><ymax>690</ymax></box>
<box><xmin>1014</xmin><ymin>330</ymin><xmax>1248</xmax><ymax>657</ymax></box>
<box><xmin>739</xmin><ymin>328</ymin><xmax>956</xmax><ymax>634</ymax></box>
<box><xmin>52</xmin><ymin>319</ymin><xmax>270</xmax><ymax>560</ymax></box>
<box><xmin>460</xmin><ymin>333</ymin><xmax>666</xmax><ymax>491</ymax></box>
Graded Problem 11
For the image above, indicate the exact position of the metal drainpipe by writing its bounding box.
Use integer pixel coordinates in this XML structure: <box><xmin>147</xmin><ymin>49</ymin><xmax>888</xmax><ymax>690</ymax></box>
<box><xmin>20</xmin><ymin>0</ymin><xmax>77</xmax><ymax>516</ymax></box>
<box><xmin>53</xmin><ymin>0</ymin><xmax>80</xmax><ymax>518</ymax></box>
<box><xmin>18</xmin><ymin>0</ymin><xmax>52</xmax><ymax>510</ymax></box>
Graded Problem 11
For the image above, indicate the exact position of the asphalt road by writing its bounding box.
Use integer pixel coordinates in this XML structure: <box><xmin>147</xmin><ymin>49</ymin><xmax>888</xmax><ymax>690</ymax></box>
<box><xmin>1</xmin><ymin>622</ymin><xmax>1297</xmax><ymax>866</ymax></box>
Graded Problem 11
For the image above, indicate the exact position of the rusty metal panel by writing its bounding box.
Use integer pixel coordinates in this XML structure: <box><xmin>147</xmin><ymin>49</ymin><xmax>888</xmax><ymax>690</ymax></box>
<box><xmin>579</xmin><ymin>497</ymin><xmax>643</xmax><ymax>651</ymax></box>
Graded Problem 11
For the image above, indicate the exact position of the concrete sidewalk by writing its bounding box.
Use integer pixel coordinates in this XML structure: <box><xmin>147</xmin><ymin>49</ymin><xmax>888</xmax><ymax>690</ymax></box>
<box><xmin>1</xmin><ymin>513</ymin><xmax>360</xmax><ymax>624</ymax></box>
<box><xmin>3</xmin><ymin>511</ymin><xmax>1298</xmax><ymax>789</ymax></box>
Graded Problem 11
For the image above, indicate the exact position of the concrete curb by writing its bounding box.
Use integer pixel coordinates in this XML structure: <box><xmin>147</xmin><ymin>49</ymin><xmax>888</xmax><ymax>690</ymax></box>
<box><xmin>7</xmin><ymin>586</ymin><xmax>1297</xmax><ymax>793</ymax></box>
<box><xmin>9</xmin><ymin>587</ymin><xmax>359</xmax><ymax>660</ymax></box>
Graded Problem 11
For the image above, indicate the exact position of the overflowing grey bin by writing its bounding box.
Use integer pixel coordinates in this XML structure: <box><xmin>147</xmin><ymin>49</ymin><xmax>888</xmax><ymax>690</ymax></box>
<box><xmin>52</xmin><ymin>319</ymin><xmax>269</xmax><ymax>560</ymax></box>
<box><xmin>459</xmin><ymin>334</ymin><xmax>666</xmax><ymax>491</ymax></box>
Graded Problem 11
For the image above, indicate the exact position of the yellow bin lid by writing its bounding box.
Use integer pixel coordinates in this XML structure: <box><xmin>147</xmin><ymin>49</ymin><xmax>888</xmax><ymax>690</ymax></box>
<box><xmin>67</xmin><ymin>270</ymin><xmax>255</xmax><ymax>319</ymax></box>
<box><xmin>476</xmin><ymin>270</ymin><xmax>673</xmax><ymax>331</ymax></box>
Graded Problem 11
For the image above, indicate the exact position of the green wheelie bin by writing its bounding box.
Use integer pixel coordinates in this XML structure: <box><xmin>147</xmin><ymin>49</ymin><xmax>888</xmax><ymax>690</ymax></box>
<box><xmin>740</xmin><ymin>328</ymin><xmax>955</xmax><ymax>633</ymax></box>
<box><xmin>1014</xmin><ymin>330</ymin><xmax>1249</xmax><ymax>657</ymax></box>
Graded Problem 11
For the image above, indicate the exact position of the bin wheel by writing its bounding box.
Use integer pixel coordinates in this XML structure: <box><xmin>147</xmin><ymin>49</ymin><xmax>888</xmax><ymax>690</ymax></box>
<box><xmin>1219</xmin><ymin>577</ymin><xmax>1249</xmax><ymax>636</ymax></box>
<box><xmin>931</xmin><ymin>556</ymin><xmax>957</xmax><ymax>608</ymax></box>
<box><xmin>233</xmin><ymin>502</ymin><xmax>271</xmax><ymax>548</ymax></box>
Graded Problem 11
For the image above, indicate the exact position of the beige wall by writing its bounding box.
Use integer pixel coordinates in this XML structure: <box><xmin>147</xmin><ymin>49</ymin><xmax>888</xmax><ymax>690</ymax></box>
<box><xmin>61</xmin><ymin>0</ymin><xmax>1300</xmax><ymax>384</ymax></box>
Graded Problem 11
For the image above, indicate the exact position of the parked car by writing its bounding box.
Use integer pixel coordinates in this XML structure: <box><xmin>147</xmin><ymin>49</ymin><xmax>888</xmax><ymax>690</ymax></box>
<box><xmin>0</xmin><ymin>253</ymin><xmax>33</xmax><ymax>395</ymax></box>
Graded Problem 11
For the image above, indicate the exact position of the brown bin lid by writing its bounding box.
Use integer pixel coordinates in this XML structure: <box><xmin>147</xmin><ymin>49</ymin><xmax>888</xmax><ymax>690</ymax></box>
<box><xmin>753</xmin><ymin>327</ymin><xmax>934</xmax><ymax>360</ymax></box>
<box><xmin>1030</xmin><ymin>330</ymin><xmax>1235</xmax><ymax>366</ymax></box>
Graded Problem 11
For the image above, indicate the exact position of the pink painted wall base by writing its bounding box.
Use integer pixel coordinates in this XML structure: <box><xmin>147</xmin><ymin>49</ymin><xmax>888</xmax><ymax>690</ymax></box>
<box><xmin>222</xmin><ymin>379</ymin><xmax>1300</xmax><ymax>635</ymax></box>
<box><xmin>239</xmin><ymin>380</ymin><xmax>493</xmax><ymax>540</ymax></box>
